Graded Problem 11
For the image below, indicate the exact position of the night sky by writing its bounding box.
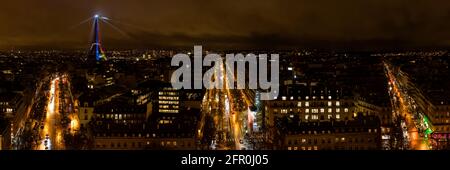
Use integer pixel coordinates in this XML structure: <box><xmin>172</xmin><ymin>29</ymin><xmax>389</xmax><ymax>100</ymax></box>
<box><xmin>2</xmin><ymin>0</ymin><xmax>450</xmax><ymax>50</ymax></box>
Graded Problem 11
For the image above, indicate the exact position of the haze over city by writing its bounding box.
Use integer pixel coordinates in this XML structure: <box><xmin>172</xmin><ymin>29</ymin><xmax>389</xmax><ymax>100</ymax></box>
<box><xmin>2</xmin><ymin>0</ymin><xmax>450</xmax><ymax>50</ymax></box>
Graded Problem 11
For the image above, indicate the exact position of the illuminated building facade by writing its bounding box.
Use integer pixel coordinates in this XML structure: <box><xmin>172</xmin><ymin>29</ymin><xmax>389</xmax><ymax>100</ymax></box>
<box><xmin>284</xmin><ymin>115</ymin><xmax>381</xmax><ymax>150</ymax></box>
<box><xmin>158</xmin><ymin>88</ymin><xmax>180</xmax><ymax>114</ymax></box>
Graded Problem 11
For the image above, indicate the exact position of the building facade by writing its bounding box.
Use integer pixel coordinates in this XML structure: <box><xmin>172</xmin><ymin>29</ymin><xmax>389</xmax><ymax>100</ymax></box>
<box><xmin>283</xmin><ymin>115</ymin><xmax>381</xmax><ymax>150</ymax></box>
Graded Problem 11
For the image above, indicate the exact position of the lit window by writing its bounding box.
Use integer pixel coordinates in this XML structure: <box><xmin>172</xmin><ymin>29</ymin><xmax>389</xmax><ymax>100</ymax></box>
<box><xmin>336</xmin><ymin>108</ymin><xmax>340</xmax><ymax>113</ymax></box>
<box><xmin>328</xmin><ymin>96</ymin><xmax>332</xmax><ymax>99</ymax></box>
<box><xmin>312</xmin><ymin>109</ymin><xmax>319</xmax><ymax>113</ymax></box>
<box><xmin>290</xmin><ymin>96</ymin><xmax>294</xmax><ymax>100</ymax></box>
<box><xmin>344</xmin><ymin>108</ymin><xmax>348</xmax><ymax>112</ymax></box>
<box><xmin>336</xmin><ymin>101</ymin><xmax>340</xmax><ymax>106</ymax></box>
<box><xmin>297</xmin><ymin>102</ymin><xmax>302</xmax><ymax>107</ymax></box>
<box><xmin>327</xmin><ymin>115</ymin><xmax>332</xmax><ymax>119</ymax></box>
<box><xmin>302</xmin><ymin>139</ymin><xmax>306</xmax><ymax>143</ymax></box>
<box><xmin>328</xmin><ymin>101</ymin><xmax>332</xmax><ymax>107</ymax></box>
<box><xmin>328</xmin><ymin>108</ymin><xmax>332</xmax><ymax>113</ymax></box>
<box><xmin>305</xmin><ymin>109</ymin><xmax>310</xmax><ymax>113</ymax></box>
<box><xmin>312</xmin><ymin>115</ymin><xmax>318</xmax><ymax>120</ymax></box>
<box><xmin>282</xmin><ymin>96</ymin><xmax>286</xmax><ymax>100</ymax></box>
<box><xmin>305</xmin><ymin>115</ymin><xmax>309</xmax><ymax>120</ymax></box>
<box><xmin>336</xmin><ymin>114</ymin><xmax>340</xmax><ymax>119</ymax></box>
<box><xmin>320</xmin><ymin>108</ymin><xmax>325</xmax><ymax>113</ymax></box>
<box><xmin>305</xmin><ymin>102</ymin><xmax>309</xmax><ymax>107</ymax></box>
<box><xmin>305</xmin><ymin>96</ymin><xmax>309</xmax><ymax>100</ymax></box>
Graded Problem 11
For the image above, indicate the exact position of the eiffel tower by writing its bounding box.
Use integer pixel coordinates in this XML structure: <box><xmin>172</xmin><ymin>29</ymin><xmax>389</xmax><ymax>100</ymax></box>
<box><xmin>88</xmin><ymin>14</ymin><xmax>107</xmax><ymax>63</ymax></box>
<box><xmin>86</xmin><ymin>14</ymin><xmax>114</xmax><ymax>88</ymax></box>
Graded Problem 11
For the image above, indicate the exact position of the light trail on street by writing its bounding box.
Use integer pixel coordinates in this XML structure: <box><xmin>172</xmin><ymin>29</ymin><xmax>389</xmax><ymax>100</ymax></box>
<box><xmin>200</xmin><ymin>57</ymin><xmax>257</xmax><ymax>150</ymax></box>
<box><xmin>384</xmin><ymin>61</ymin><xmax>434</xmax><ymax>150</ymax></box>
<box><xmin>37</xmin><ymin>76</ymin><xmax>66</xmax><ymax>150</ymax></box>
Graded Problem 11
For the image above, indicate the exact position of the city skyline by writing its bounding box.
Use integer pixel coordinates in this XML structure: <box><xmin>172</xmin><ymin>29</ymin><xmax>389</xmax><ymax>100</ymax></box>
<box><xmin>0</xmin><ymin>0</ymin><xmax>449</xmax><ymax>154</ymax></box>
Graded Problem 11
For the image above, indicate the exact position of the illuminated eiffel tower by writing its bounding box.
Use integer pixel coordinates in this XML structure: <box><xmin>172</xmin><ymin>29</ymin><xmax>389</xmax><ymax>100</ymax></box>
<box><xmin>88</xmin><ymin>14</ymin><xmax>107</xmax><ymax>62</ymax></box>
<box><xmin>86</xmin><ymin>14</ymin><xmax>114</xmax><ymax>88</ymax></box>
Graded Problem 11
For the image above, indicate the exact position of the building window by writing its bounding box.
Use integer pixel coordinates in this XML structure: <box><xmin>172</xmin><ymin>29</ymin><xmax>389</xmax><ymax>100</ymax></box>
<box><xmin>336</xmin><ymin>108</ymin><xmax>340</xmax><ymax>113</ymax></box>
<box><xmin>336</xmin><ymin>114</ymin><xmax>340</xmax><ymax>119</ymax></box>
<box><xmin>328</xmin><ymin>101</ymin><xmax>332</xmax><ymax>107</ymax></box>
<box><xmin>312</xmin><ymin>109</ymin><xmax>318</xmax><ymax>113</ymax></box>
<box><xmin>336</xmin><ymin>101</ymin><xmax>340</xmax><ymax>106</ymax></box>
<box><xmin>328</xmin><ymin>108</ymin><xmax>332</xmax><ymax>113</ymax></box>
<box><xmin>297</xmin><ymin>102</ymin><xmax>302</xmax><ymax>107</ymax></box>
<box><xmin>320</xmin><ymin>108</ymin><xmax>325</xmax><ymax>113</ymax></box>
<box><xmin>6</xmin><ymin>108</ymin><xmax>13</xmax><ymax>113</ymax></box>
<box><xmin>312</xmin><ymin>115</ymin><xmax>318</xmax><ymax>120</ymax></box>
<box><xmin>305</xmin><ymin>109</ymin><xmax>310</xmax><ymax>113</ymax></box>
<box><xmin>305</xmin><ymin>115</ymin><xmax>309</xmax><ymax>120</ymax></box>
<box><xmin>305</xmin><ymin>102</ymin><xmax>309</xmax><ymax>107</ymax></box>
<box><xmin>327</xmin><ymin>115</ymin><xmax>332</xmax><ymax>119</ymax></box>
<box><xmin>344</xmin><ymin>108</ymin><xmax>348</xmax><ymax>112</ymax></box>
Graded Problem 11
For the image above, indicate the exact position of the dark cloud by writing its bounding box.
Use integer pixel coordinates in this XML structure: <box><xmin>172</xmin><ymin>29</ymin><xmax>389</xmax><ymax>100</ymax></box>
<box><xmin>1</xmin><ymin>0</ymin><xmax>450</xmax><ymax>50</ymax></box>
